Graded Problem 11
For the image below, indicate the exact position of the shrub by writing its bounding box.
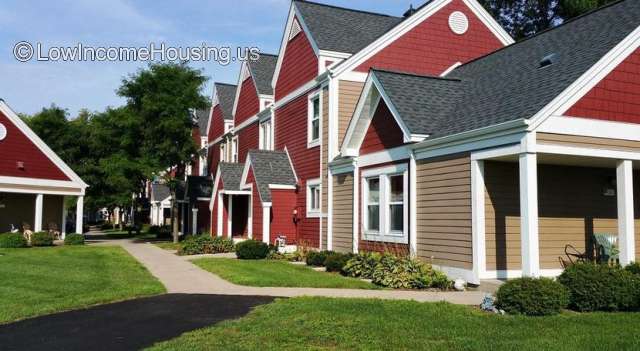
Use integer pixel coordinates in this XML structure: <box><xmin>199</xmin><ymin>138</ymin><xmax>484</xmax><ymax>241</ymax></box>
<box><xmin>235</xmin><ymin>240</ymin><xmax>270</xmax><ymax>259</ymax></box>
<box><xmin>64</xmin><ymin>233</ymin><xmax>85</xmax><ymax>245</ymax></box>
<box><xmin>495</xmin><ymin>277</ymin><xmax>569</xmax><ymax>316</ymax></box>
<box><xmin>0</xmin><ymin>233</ymin><xmax>28</xmax><ymax>248</ymax></box>
<box><xmin>31</xmin><ymin>232</ymin><xmax>54</xmax><ymax>247</ymax></box>
<box><xmin>148</xmin><ymin>225</ymin><xmax>161</xmax><ymax>235</ymax></box>
<box><xmin>343</xmin><ymin>252</ymin><xmax>382</xmax><ymax>279</ymax></box>
<box><xmin>306</xmin><ymin>250</ymin><xmax>334</xmax><ymax>266</ymax></box>
<box><xmin>324</xmin><ymin>253</ymin><xmax>354</xmax><ymax>273</ymax></box>
<box><xmin>558</xmin><ymin>263</ymin><xmax>640</xmax><ymax>312</ymax></box>
<box><xmin>178</xmin><ymin>235</ymin><xmax>235</xmax><ymax>255</ymax></box>
<box><xmin>371</xmin><ymin>254</ymin><xmax>451</xmax><ymax>289</ymax></box>
<box><xmin>625</xmin><ymin>262</ymin><xmax>640</xmax><ymax>276</ymax></box>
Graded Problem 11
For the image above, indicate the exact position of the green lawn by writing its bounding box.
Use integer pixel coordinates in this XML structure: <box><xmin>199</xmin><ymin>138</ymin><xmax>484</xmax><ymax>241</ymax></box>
<box><xmin>103</xmin><ymin>228</ymin><xmax>155</xmax><ymax>240</ymax></box>
<box><xmin>148</xmin><ymin>297</ymin><xmax>640</xmax><ymax>351</ymax></box>
<box><xmin>193</xmin><ymin>258</ymin><xmax>378</xmax><ymax>289</ymax></box>
<box><xmin>0</xmin><ymin>246</ymin><xmax>165</xmax><ymax>323</ymax></box>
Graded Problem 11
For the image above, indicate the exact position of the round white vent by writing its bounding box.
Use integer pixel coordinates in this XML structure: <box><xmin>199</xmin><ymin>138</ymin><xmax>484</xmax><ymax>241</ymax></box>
<box><xmin>0</xmin><ymin>123</ymin><xmax>6</xmax><ymax>141</ymax></box>
<box><xmin>448</xmin><ymin>11</ymin><xmax>469</xmax><ymax>35</ymax></box>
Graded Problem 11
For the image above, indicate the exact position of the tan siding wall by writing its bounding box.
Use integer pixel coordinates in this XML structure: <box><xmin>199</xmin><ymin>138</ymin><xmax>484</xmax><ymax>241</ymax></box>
<box><xmin>538</xmin><ymin>133</ymin><xmax>640</xmax><ymax>152</ymax></box>
<box><xmin>332</xmin><ymin>173</ymin><xmax>353</xmax><ymax>253</ymax></box>
<box><xmin>485</xmin><ymin>161</ymin><xmax>640</xmax><ymax>270</ymax></box>
<box><xmin>321</xmin><ymin>87</ymin><xmax>329</xmax><ymax>249</ymax></box>
<box><xmin>416</xmin><ymin>155</ymin><xmax>473</xmax><ymax>269</ymax></box>
<box><xmin>337</xmin><ymin>80</ymin><xmax>364</xmax><ymax>146</ymax></box>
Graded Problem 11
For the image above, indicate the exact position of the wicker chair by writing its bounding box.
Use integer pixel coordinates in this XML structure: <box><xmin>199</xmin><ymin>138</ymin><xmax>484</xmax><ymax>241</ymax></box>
<box><xmin>593</xmin><ymin>233</ymin><xmax>619</xmax><ymax>265</ymax></box>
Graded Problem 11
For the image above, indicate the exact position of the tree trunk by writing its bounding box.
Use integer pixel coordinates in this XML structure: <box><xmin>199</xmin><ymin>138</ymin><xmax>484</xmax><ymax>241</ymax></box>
<box><xmin>171</xmin><ymin>192</ymin><xmax>179</xmax><ymax>243</ymax></box>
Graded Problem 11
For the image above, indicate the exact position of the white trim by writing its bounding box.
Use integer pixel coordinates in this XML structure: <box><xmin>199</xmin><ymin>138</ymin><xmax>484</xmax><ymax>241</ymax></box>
<box><xmin>232</xmin><ymin>61</ymin><xmax>248</xmax><ymax>118</ymax></box>
<box><xmin>234</xmin><ymin>115</ymin><xmax>259</xmax><ymax>133</ymax></box>
<box><xmin>191</xmin><ymin>207</ymin><xmax>198</xmax><ymax>235</ymax></box>
<box><xmin>528</xmin><ymin>25</ymin><xmax>640</xmax><ymax>131</ymax></box>
<box><xmin>409</xmin><ymin>152</ymin><xmax>417</xmax><ymax>258</ymax></box>
<box><xmin>353</xmin><ymin>163</ymin><xmax>359</xmax><ymax>254</ymax></box>
<box><xmin>339</xmin><ymin>71</ymin><xmax>368</xmax><ymax>82</ymax></box>
<box><xmin>284</xmin><ymin>147</ymin><xmax>299</xmax><ymax>183</ymax></box>
<box><xmin>227</xmin><ymin>194</ymin><xmax>233</xmax><ymax>238</ymax></box>
<box><xmin>273</xmin><ymin>78</ymin><xmax>319</xmax><ymax>110</ymax></box>
<box><xmin>75</xmin><ymin>195</ymin><xmax>84</xmax><ymax>234</ymax></box>
<box><xmin>307</xmin><ymin>90</ymin><xmax>322</xmax><ymax>148</ymax></box>
<box><xmin>220</xmin><ymin>190</ymin><xmax>251</xmax><ymax>195</ymax></box>
<box><xmin>482</xmin><ymin>269</ymin><xmax>564</xmax><ymax>280</ymax></box>
<box><xmin>440</xmin><ymin>62</ymin><xmax>462</xmax><ymax>77</ymax></box>
<box><xmin>371</xmin><ymin>73</ymin><xmax>421</xmax><ymax>143</ymax></box>
<box><xmin>327</xmin><ymin>167</ymin><xmax>334</xmax><ymax>251</ymax></box>
<box><xmin>538</xmin><ymin>115</ymin><xmax>640</xmax><ymax>142</ymax></box>
<box><xmin>231</xmin><ymin>135</ymin><xmax>239</xmax><ymax>163</ymax></box>
<box><xmin>329</xmin><ymin>159</ymin><xmax>355</xmax><ymax>175</ymax></box>
<box><xmin>328</xmin><ymin>78</ymin><xmax>340</xmax><ymax>159</ymax></box>
<box><xmin>536</xmin><ymin>144</ymin><xmax>640</xmax><ymax>161</ymax></box>
<box><xmin>34</xmin><ymin>193</ymin><xmax>43</xmax><ymax>232</ymax></box>
<box><xmin>470</xmin><ymin>159</ymin><xmax>485</xmax><ymax>285</ymax></box>
<box><xmin>519</xmin><ymin>151</ymin><xmax>540</xmax><ymax>277</ymax></box>
<box><xmin>617</xmin><ymin>160</ymin><xmax>635</xmax><ymax>265</ymax></box>
<box><xmin>205</xmin><ymin>85</ymin><xmax>218</xmax><ymax>137</ymax></box>
<box><xmin>61</xmin><ymin>196</ymin><xmax>67</xmax><ymax>239</ymax></box>
<box><xmin>306</xmin><ymin>178</ymin><xmax>322</xmax><ymax>218</ymax></box>
<box><xmin>247</xmin><ymin>183</ymin><xmax>253</xmax><ymax>239</ymax></box>
<box><xmin>413</xmin><ymin>130</ymin><xmax>527</xmax><ymax>161</ymax></box>
<box><xmin>217</xmin><ymin>193</ymin><xmax>223</xmax><ymax>236</ymax></box>
<box><xmin>470</xmin><ymin>144</ymin><xmax>521</xmax><ymax>161</ymax></box>
<box><xmin>331</xmin><ymin>0</ymin><xmax>513</xmax><ymax>78</ymax></box>
<box><xmin>269</xmin><ymin>184</ymin><xmax>296</xmax><ymax>190</ymax></box>
<box><xmin>0</xmin><ymin>101</ymin><xmax>87</xmax><ymax>189</ymax></box>
<box><xmin>262</xmin><ymin>205</ymin><xmax>271</xmax><ymax>244</ymax></box>
<box><xmin>357</xmin><ymin>146</ymin><xmax>410</xmax><ymax>168</ymax></box>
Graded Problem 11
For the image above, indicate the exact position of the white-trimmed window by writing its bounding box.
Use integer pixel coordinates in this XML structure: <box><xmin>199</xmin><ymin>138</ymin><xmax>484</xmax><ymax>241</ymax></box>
<box><xmin>306</xmin><ymin>178</ymin><xmax>321</xmax><ymax>217</ymax></box>
<box><xmin>259</xmin><ymin>120</ymin><xmax>273</xmax><ymax>150</ymax></box>
<box><xmin>220</xmin><ymin>143</ymin><xmax>227</xmax><ymax>162</ymax></box>
<box><xmin>307</xmin><ymin>92</ymin><xmax>320</xmax><ymax>148</ymax></box>
<box><xmin>362</xmin><ymin>164</ymin><xmax>408</xmax><ymax>243</ymax></box>
<box><xmin>231</xmin><ymin>136</ymin><xmax>239</xmax><ymax>163</ymax></box>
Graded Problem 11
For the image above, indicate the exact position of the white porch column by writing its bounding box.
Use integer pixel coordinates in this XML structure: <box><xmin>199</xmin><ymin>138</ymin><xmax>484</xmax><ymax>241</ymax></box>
<box><xmin>217</xmin><ymin>194</ymin><xmax>223</xmax><ymax>237</ymax></box>
<box><xmin>61</xmin><ymin>196</ymin><xmax>67</xmax><ymax>239</ymax></box>
<box><xmin>352</xmin><ymin>163</ymin><xmax>359</xmax><ymax>254</ymax></box>
<box><xmin>617</xmin><ymin>160</ymin><xmax>635</xmax><ymax>265</ymax></box>
<box><xmin>471</xmin><ymin>160</ymin><xmax>486</xmax><ymax>284</ymax></box>
<box><xmin>34</xmin><ymin>194</ymin><xmax>44</xmax><ymax>232</ymax></box>
<box><xmin>75</xmin><ymin>195</ymin><xmax>84</xmax><ymax>234</ymax></box>
<box><xmin>262</xmin><ymin>205</ymin><xmax>271</xmax><ymax>244</ymax></box>
<box><xmin>519</xmin><ymin>153</ymin><xmax>540</xmax><ymax>277</ymax></box>
<box><xmin>192</xmin><ymin>208</ymin><xmax>198</xmax><ymax>235</ymax></box>
<box><xmin>181</xmin><ymin>204</ymin><xmax>187</xmax><ymax>235</ymax></box>
<box><xmin>409</xmin><ymin>152</ymin><xmax>418</xmax><ymax>258</ymax></box>
<box><xmin>227</xmin><ymin>195</ymin><xmax>233</xmax><ymax>238</ymax></box>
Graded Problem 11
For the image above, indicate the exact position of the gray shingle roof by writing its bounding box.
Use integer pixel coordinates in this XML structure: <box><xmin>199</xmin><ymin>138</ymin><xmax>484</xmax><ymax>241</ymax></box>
<box><xmin>293</xmin><ymin>0</ymin><xmax>402</xmax><ymax>54</ymax></box>
<box><xmin>215</xmin><ymin>83</ymin><xmax>237</xmax><ymax>120</ymax></box>
<box><xmin>374</xmin><ymin>0</ymin><xmax>640</xmax><ymax>139</ymax></box>
<box><xmin>185</xmin><ymin>176</ymin><xmax>213</xmax><ymax>200</ymax></box>
<box><xmin>195</xmin><ymin>109</ymin><xmax>210</xmax><ymax>136</ymax></box>
<box><xmin>249</xmin><ymin>54</ymin><xmax>278</xmax><ymax>96</ymax></box>
<box><xmin>248</xmin><ymin>150</ymin><xmax>297</xmax><ymax>203</ymax></box>
<box><xmin>151</xmin><ymin>183</ymin><xmax>170</xmax><ymax>202</ymax></box>
<box><xmin>219</xmin><ymin>162</ymin><xmax>245</xmax><ymax>191</ymax></box>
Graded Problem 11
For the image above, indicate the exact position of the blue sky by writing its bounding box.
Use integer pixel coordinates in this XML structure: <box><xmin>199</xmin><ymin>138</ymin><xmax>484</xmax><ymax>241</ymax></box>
<box><xmin>0</xmin><ymin>0</ymin><xmax>414</xmax><ymax>117</ymax></box>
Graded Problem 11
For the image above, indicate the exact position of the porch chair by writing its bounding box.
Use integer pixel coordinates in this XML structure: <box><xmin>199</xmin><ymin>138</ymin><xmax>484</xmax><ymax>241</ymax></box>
<box><xmin>593</xmin><ymin>233</ymin><xmax>619</xmax><ymax>265</ymax></box>
<box><xmin>559</xmin><ymin>244</ymin><xmax>588</xmax><ymax>269</ymax></box>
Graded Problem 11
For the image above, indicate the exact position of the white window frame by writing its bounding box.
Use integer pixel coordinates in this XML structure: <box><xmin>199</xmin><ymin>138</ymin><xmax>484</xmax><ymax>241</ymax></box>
<box><xmin>220</xmin><ymin>143</ymin><xmax>227</xmax><ymax>162</ymax></box>
<box><xmin>231</xmin><ymin>136</ymin><xmax>239</xmax><ymax>163</ymax></box>
<box><xmin>361</xmin><ymin>164</ymin><xmax>408</xmax><ymax>244</ymax></box>
<box><xmin>306</xmin><ymin>178</ymin><xmax>322</xmax><ymax>217</ymax></box>
<box><xmin>259</xmin><ymin>120</ymin><xmax>273</xmax><ymax>150</ymax></box>
<box><xmin>307</xmin><ymin>92</ymin><xmax>321</xmax><ymax>148</ymax></box>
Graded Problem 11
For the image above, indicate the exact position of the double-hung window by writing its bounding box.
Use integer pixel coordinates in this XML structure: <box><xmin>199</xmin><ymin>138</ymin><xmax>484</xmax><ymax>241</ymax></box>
<box><xmin>307</xmin><ymin>93</ymin><xmax>320</xmax><ymax>148</ymax></box>
<box><xmin>259</xmin><ymin>120</ymin><xmax>273</xmax><ymax>150</ymax></box>
<box><xmin>306</xmin><ymin>178</ymin><xmax>321</xmax><ymax>217</ymax></box>
<box><xmin>362</xmin><ymin>164</ymin><xmax>408</xmax><ymax>243</ymax></box>
<box><xmin>231</xmin><ymin>136</ymin><xmax>239</xmax><ymax>163</ymax></box>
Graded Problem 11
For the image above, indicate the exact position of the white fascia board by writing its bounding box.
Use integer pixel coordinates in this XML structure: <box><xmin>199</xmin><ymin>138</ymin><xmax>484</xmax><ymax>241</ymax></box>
<box><xmin>210</xmin><ymin>167</ymin><xmax>221</xmax><ymax>211</ymax></box>
<box><xmin>231</xmin><ymin>61</ymin><xmax>249</xmax><ymax>119</ymax></box>
<box><xmin>0</xmin><ymin>186</ymin><xmax>83</xmax><ymax>196</ymax></box>
<box><xmin>268</xmin><ymin>184</ymin><xmax>296</xmax><ymax>190</ymax></box>
<box><xmin>537</xmin><ymin>115</ymin><xmax>640</xmax><ymax>142</ymax></box>
<box><xmin>272</xmin><ymin>79</ymin><xmax>319</xmax><ymax>110</ymax></box>
<box><xmin>220</xmin><ymin>190</ymin><xmax>251</xmax><ymax>195</ymax></box>
<box><xmin>341</xmin><ymin>73</ymin><xmax>375</xmax><ymax>155</ymax></box>
<box><xmin>239</xmin><ymin>156</ymin><xmax>252</xmax><ymax>189</ymax></box>
<box><xmin>205</xmin><ymin>85</ymin><xmax>218</xmax><ymax>137</ymax></box>
<box><xmin>536</xmin><ymin>144</ymin><xmax>640</xmax><ymax>161</ymax></box>
<box><xmin>284</xmin><ymin>147</ymin><xmax>299</xmax><ymax>183</ymax></box>
<box><xmin>528</xmin><ymin>25</ymin><xmax>640</xmax><ymax>131</ymax></box>
<box><xmin>358</xmin><ymin>146</ymin><xmax>410</xmax><ymax>168</ymax></box>
<box><xmin>440</xmin><ymin>62</ymin><xmax>462</xmax><ymax>77</ymax></box>
<box><xmin>0</xmin><ymin>101</ymin><xmax>88</xmax><ymax>189</ymax></box>
<box><xmin>234</xmin><ymin>115</ymin><xmax>259</xmax><ymax>133</ymax></box>
<box><xmin>370</xmin><ymin>74</ymin><xmax>416</xmax><ymax>144</ymax></box>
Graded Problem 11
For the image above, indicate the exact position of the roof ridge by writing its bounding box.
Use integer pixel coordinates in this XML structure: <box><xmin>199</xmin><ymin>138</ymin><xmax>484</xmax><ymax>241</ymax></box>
<box><xmin>372</xmin><ymin>68</ymin><xmax>461</xmax><ymax>82</ymax></box>
<box><xmin>293</xmin><ymin>0</ymin><xmax>400</xmax><ymax>19</ymax></box>
<box><xmin>256</xmin><ymin>52</ymin><xmax>278</xmax><ymax>58</ymax></box>
<box><xmin>215</xmin><ymin>82</ymin><xmax>237</xmax><ymax>87</ymax></box>
<box><xmin>457</xmin><ymin>0</ymin><xmax>628</xmax><ymax>69</ymax></box>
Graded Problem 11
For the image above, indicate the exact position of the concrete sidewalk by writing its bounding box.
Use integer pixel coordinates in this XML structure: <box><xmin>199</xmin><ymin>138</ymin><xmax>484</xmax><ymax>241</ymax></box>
<box><xmin>91</xmin><ymin>236</ymin><xmax>485</xmax><ymax>305</ymax></box>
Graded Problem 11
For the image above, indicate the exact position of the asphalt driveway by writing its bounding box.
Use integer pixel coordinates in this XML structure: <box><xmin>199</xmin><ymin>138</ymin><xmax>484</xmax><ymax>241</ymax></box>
<box><xmin>0</xmin><ymin>294</ymin><xmax>275</xmax><ymax>351</ymax></box>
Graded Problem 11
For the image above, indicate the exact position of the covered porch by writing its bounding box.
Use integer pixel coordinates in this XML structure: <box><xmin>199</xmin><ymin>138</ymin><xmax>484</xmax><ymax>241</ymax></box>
<box><xmin>472</xmin><ymin>133</ymin><xmax>639</xmax><ymax>280</ymax></box>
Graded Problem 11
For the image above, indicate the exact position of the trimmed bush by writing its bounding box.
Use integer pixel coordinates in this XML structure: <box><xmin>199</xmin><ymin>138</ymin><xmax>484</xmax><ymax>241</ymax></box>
<box><xmin>371</xmin><ymin>254</ymin><xmax>451</xmax><ymax>290</ymax></box>
<box><xmin>148</xmin><ymin>225</ymin><xmax>161</xmax><ymax>235</ymax></box>
<box><xmin>306</xmin><ymin>250</ymin><xmax>334</xmax><ymax>266</ymax></box>
<box><xmin>558</xmin><ymin>263</ymin><xmax>640</xmax><ymax>312</ymax></box>
<box><xmin>0</xmin><ymin>233</ymin><xmax>28</xmax><ymax>248</ymax></box>
<box><xmin>235</xmin><ymin>240</ymin><xmax>270</xmax><ymax>259</ymax></box>
<box><xmin>324</xmin><ymin>253</ymin><xmax>353</xmax><ymax>273</ymax></box>
<box><xmin>31</xmin><ymin>232</ymin><xmax>54</xmax><ymax>247</ymax></box>
<box><xmin>495</xmin><ymin>277</ymin><xmax>569</xmax><ymax>316</ymax></box>
<box><xmin>625</xmin><ymin>262</ymin><xmax>640</xmax><ymax>276</ymax></box>
<box><xmin>64</xmin><ymin>233</ymin><xmax>85</xmax><ymax>246</ymax></box>
<box><xmin>343</xmin><ymin>252</ymin><xmax>382</xmax><ymax>279</ymax></box>
<box><xmin>178</xmin><ymin>235</ymin><xmax>235</xmax><ymax>256</ymax></box>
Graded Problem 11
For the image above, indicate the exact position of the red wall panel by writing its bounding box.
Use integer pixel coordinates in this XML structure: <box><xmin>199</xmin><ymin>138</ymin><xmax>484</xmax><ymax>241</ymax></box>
<box><xmin>207</xmin><ymin>141</ymin><xmax>221</xmax><ymax>176</ymax></box>
<box><xmin>235</xmin><ymin>77</ymin><xmax>260</xmax><ymax>125</ymax></box>
<box><xmin>270</xmin><ymin>189</ymin><xmax>297</xmax><ymax>245</ymax></box>
<box><xmin>274</xmin><ymin>94</ymin><xmax>320</xmax><ymax>246</ymax></box>
<box><xmin>355</xmin><ymin>0</ymin><xmax>504</xmax><ymax>76</ymax></box>
<box><xmin>0</xmin><ymin>111</ymin><xmax>70</xmax><ymax>181</ymax></box>
<box><xmin>360</xmin><ymin>102</ymin><xmax>405</xmax><ymax>155</ymax></box>
<box><xmin>275</xmin><ymin>22</ymin><xmax>318</xmax><ymax>100</ymax></box>
<box><xmin>566</xmin><ymin>49</ymin><xmax>640</xmax><ymax>123</ymax></box>
<box><xmin>237</xmin><ymin>122</ymin><xmax>259</xmax><ymax>163</ymax></box>
<box><xmin>209</xmin><ymin>105</ymin><xmax>226</xmax><ymax>143</ymax></box>
<box><xmin>196</xmin><ymin>200</ymin><xmax>211</xmax><ymax>234</ymax></box>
